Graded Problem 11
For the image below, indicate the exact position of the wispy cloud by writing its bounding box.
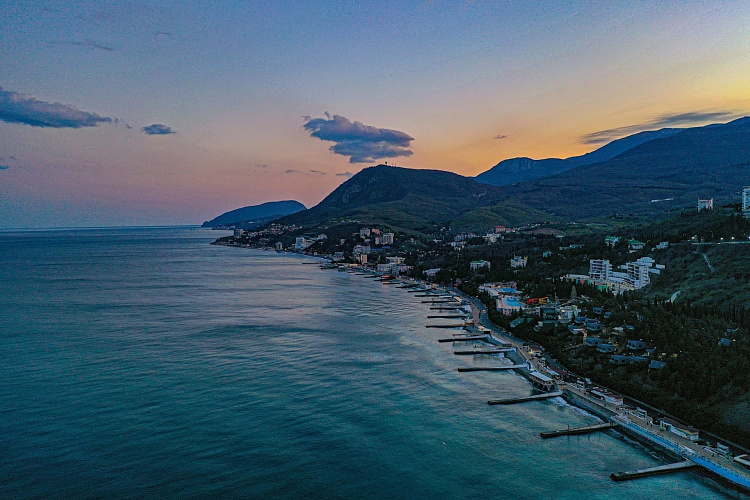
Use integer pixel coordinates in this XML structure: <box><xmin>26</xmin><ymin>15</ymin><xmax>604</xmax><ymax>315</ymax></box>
<box><xmin>285</xmin><ymin>169</ymin><xmax>300</xmax><ymax>174</ymax></box>
<box><xmin>0</xmin><ymin>165</ymin><xmax>9</xmax><ymax>170</ymax></box>
<box><xmin>580</xmin><ymin>111</ymin><xmax>741</xmax><ymax>145</ymax></box>
<box><xmin>50</xmin><ymin>39</ymin><xmax>115</xmax><ymax>51</ymax></box>
<box><xmin>309</xmin><ymin>169</ymin><xmax>327</xmax><ymax>175</ymax></box>
<box><xmin>335</xmin><ymin>171</ymin><xmax>354</xmax><ymax>178</ymax></box>
<box><xmin>256</xmin><ymin>163</ymin><xmax>269</xmax><ymax>169</ymax></box>
<box><xmin>493</xmin><ymin>134</ymin><xmax>508</xmax><ymax>140</ymax></box>
<box><xmin>141</xmin><ymin>123</ymin><xmax>175</xmax><ymax>135</ymax></box>
<box><xmin>303</xmin><ymin>113</ymin><xmax>414</xmax><ymax>163</ymax></box>
<box><xmin>0</xmin><ymin>86</ymin><xmax>113</xmax><ymax>128</ymax></box>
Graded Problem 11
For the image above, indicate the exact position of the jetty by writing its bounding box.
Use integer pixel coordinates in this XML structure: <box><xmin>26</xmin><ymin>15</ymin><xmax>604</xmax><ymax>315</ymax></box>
<box><xmin>610</xmin><ymin>461</ymin><xmax>698</xmax><ymax>482</ymax></box>
<box><xmin>430</xmin><ymin>306</ymin><xmax>462</xmax><ymax>310</ymax></box>
<box><xmin>488</xmin><ymin>391</ymin><xmax>564</xmax><ymax>405</ymax></box>
<box><xmin>539</xmin><ymin>421</ymin><xmax>616</xmax><ymax>437</ymax></box>
<box><xmin>438</xmin><ymin>335</ymin><xmax>486</xmax><ymax>343</ymax></box>
<box><xmin>457</xmin><ymin>364</ymin><xmax>526</xmax><ymax>372</ymax></box>
<box><xmin>428</xmin><ymin>315</ymin><xmax>467</xmax><ymax>319</ymax></box>
<box><xmin>422</xmin><ymin>299</ymin><xmax>458</xmax><ymax>303</ymax></box>
<box><xmin>454</xmin><ymin>348</ymin><xmax>513</xmax><ymax>355</ymax></box>
<box><xmin>427</xmin><ymin>324</ymin><xmax>466</xmax><ymax>329</ymax></box>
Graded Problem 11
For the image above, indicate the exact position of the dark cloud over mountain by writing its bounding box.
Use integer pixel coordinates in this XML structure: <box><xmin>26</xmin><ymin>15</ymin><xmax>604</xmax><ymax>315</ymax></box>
<box><xmin>580</xmin><ymin>110</ymin><xmax>740</xmax><ymax>144</ymax></box>
<box><xmin>303</xmin><ymin>113</ymin><xmax>414</xmax><ymax>163</ymax></box>
<box><xmin>0</xmin><ymin>86</ymin><xmax>112</xmax><ymax>128</ymax></box>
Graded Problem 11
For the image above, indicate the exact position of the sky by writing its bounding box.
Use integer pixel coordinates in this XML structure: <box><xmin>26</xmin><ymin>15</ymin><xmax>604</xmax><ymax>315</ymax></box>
<box><xmin>1</xmin><ymin>0</ymin><xmax>749</xmax><ymax>228</ymax></box>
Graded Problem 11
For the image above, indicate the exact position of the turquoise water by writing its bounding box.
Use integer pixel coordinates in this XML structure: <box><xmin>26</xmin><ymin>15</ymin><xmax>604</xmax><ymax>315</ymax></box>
<box><xmin>0</xmin><ymin>227</ymin><xmax>742</xmax><ymax>499</ymax></box>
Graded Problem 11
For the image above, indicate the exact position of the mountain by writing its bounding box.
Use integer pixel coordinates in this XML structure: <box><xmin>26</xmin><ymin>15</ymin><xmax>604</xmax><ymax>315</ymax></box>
<box><xmin>277</xmin><ymin>118</ymin><xmax>750</xmax><ymax>233</ymax></box>
<box><xmin>493</xmin><ymin>117</ymin><xmax>750</xmax><ymax>220</ymax></box>
<box><xmin>202</xmin><ymin>200</ymin><xmax>306</xmax><ymax>228</ymax></box>
<box><xmin>474</xmin><ymin>128</ymin><xmax>683</xmax><ymax>186</ymax></box>
<box><xmin>277</xmin><ymin>165</ymin><xmax>536</xmax><ymax>231</ymax></box>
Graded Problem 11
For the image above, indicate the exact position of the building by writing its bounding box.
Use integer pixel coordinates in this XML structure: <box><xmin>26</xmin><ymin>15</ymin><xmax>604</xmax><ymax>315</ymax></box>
<box><xmin>610</xmin><ymin>354</ymin><xmax>631</xmax><ymax>365</ymax></box>
<box><xmin>494</xmin><ymin>225</ymin><xmax>510</xmax><ymax>234</ymax></box>
<box><xmin>628</xmin><ymin>239</ymin><xmax>645</xmax><ymax>251</ymax></box>
<box><xmin>424</xmin><ymin>268</ymin><xmax>441</xmax><ymax>277</ymax></box>
<box><xmin>590</xmin><ymin>387</ymin><xmax>624</xmax><ymax>405</ymax></box>
<box><xmin>596</xmin><ymin>343</ymin><xmax>616</xmax><ymax>353</ymax></box>
<box><xmin>624</xmin><ymin>257</ymin><xmax>657</xmax><ymax>288</ymax></box>
<box><xmin>698</xmin><ymin>198</ymin><xmax>714</xmax><ymax>211</ymax></box>
<box><xmin>381</xmin><ymin>232</ymin><xmax>394</xmax><ymax>245</ymax></box>
<box><xmin>660</xmin><ymin>417</ymin><xmax>700</xmax><ymax>442</ymax></box>
<box><xmin>274</xmin><ymin>242</ymin><xmax>283</xmax><ymax>251</ymax></box>
<box><xmin>234</xmin><ymin>229</ymin><xmax>244</xmax><ymax>237</ymax></box>
<box><xmin>605</xmin><ymin>236</ymin><xmax>620</xmax><ymax>247</ymax></box>
<box><xmin>558</xmin><ymin>305</ymin><xmax>578</xmax><ymax>324</ymax></box>
<box><xmin>585</xmin><ymin>337</ymin><xmax>603</xmax><ymax>347</ymax></box>
<box><xmin>359</xmin><ymin>228</ymin><xmax>371</xmax><ymax>238</ymax></box>
<box><xmin>470</xmin><ymin>260</ymin><xmax>491</xmax><ymax>271</ymax></box>
<box><xmin>626</xmin><ymin>339</ymin><xmax>648</xmax><ymax>350</ymax></box>
<box><xmin>529</xmin><ymin>371</ymin><xmax>556</xmax><ymax>391</ymax></box>
<box><xmin>589</xmin><ymin>259</ymin><xmax>612</xmax><ymax>280</ymax></box>
<box><xmin>743</xmin><ymin>187</ymin><xmax>750</xmax><ymax>219</ymax></box>
<box><xmin>510</xmin><ymin>256</ymin><xmax>527</xmax><ymax>269</ymax></box>
<box><xmin>294</xmin><ymin>237</ymin><xmax>314</xmax><ymax>250</ymax></box>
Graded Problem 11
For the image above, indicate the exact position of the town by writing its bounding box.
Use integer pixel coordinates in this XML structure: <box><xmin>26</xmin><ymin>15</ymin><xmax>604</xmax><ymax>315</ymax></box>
<box><xmin>215</xmin><ymin>189</ymin><xmax>750</xmax><ymax>455</ymax></box>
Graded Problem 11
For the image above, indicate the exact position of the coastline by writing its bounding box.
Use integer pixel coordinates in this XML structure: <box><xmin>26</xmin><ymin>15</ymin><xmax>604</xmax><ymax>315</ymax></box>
<box><xmin>334</xmin><ymin>263</ymin><xmax>750</xmax><ymax>495</ymax></box>
<box><xmin>210</xmin><ymin>242</ymin><xmax>750</xmax><ymax>495</ymax></box>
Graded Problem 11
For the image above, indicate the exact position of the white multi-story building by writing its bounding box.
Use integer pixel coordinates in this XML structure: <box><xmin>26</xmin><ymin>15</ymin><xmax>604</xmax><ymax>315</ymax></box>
<box><xmin>625</xmin><ymin>260</ymin><xmax>651</xmax><ymax>288</ymax></box>
<box><xmin>381</xmin><ymin>232</ymin><xmax>394</xmax><ymax>245</ymax></box>
<box><xmin>294</xmin><ymin>237</ymin><xmax>314</xmax><ymax>250</ymax></box>
<box><xmin>589</xmin><ymin>259</ymin><xmax>612</xmax><ymax>280</ymax></box>
<box><xmin>470</xmin><ymin>260</ymin><xmax>491</xmax><ymax>271</ymax></box>
<box><xmin>697</xmin><ymin>198</ymin><xmax>714</xmax><ymax>211</ymax></box>
<box><xmin>510</xmin><ymin>256</ymin><xmax>527</xmax><ymax>269</ymax></box>
<box><xmin>743</xmin><ymin>187</ymin><xmax>750</xmax><ymax>219</ymax></box>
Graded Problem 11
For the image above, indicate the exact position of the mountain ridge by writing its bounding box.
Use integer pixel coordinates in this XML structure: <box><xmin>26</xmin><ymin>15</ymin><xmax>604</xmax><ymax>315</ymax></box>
<box><xmin>202</xmin><ymin>200</ymin><xmax>306</xmax><ymax>228</ymax></box>
<box><xmin>474</xmin><ymin>127</ymin><xmax>683</xmax><ymax>186</ymax></box>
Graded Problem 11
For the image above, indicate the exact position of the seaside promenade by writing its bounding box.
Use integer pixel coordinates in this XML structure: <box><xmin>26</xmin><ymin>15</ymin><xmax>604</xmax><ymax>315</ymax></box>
<box><xmin>437</xmin><ymin>281</ymin><xmax>750</xmax><ymax>492</ymax></box>
<box><xmin>337</xmin><ymin>267</ymin><xmax>750</xmax><ymax>492</ymax></box>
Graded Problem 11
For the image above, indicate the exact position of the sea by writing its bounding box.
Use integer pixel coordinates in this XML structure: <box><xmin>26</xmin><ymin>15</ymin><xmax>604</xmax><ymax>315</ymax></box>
<box><xmin>0</xmin><ymin>226</ymin><xmax>743</xmax><ymax>499</ymax></box>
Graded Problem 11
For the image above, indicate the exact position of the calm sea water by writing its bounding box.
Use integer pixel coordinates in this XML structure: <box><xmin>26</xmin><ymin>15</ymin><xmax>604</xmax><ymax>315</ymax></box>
<box><xmin>0</xmin><ymin>227</ymin><xmax>742</xmax><ymax>499</ymax></box>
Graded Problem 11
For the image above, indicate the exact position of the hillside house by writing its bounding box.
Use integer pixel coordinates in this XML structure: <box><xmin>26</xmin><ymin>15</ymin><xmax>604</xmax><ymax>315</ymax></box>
<box><xmin>626</xmin><ymin>339</ymin><xmax>648</xmax><ymax>350</ymax></box>
<box><xmin>596</xmin><ymin>343</ymin><xmax>616</xmax><ymax>353</ymax></box>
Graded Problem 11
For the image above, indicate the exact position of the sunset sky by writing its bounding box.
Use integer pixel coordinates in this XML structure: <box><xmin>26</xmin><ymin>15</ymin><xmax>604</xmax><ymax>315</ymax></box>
<box><xmin>2</xmin><ymin>1</ymin><xmax>750</xmax><ymax>227</ymax></box>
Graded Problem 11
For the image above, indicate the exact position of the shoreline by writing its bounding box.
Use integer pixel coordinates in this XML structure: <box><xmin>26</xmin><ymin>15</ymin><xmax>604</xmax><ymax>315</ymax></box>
<box><xmin>338</xmin><ymin>264</ymin><xmax>750</xmax><ymax>495</ymax></box>
<box><xmin>213</xmin><ymin>245</ymin><xmax>750</xmax><ymax>495</ymax></box>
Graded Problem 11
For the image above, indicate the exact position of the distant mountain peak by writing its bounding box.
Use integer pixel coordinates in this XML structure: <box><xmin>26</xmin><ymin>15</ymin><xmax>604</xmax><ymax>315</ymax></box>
<box><xmin>202</xmin><ymin>200</ymin><xmax>306</xmax><ymax>228</ymax></box>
